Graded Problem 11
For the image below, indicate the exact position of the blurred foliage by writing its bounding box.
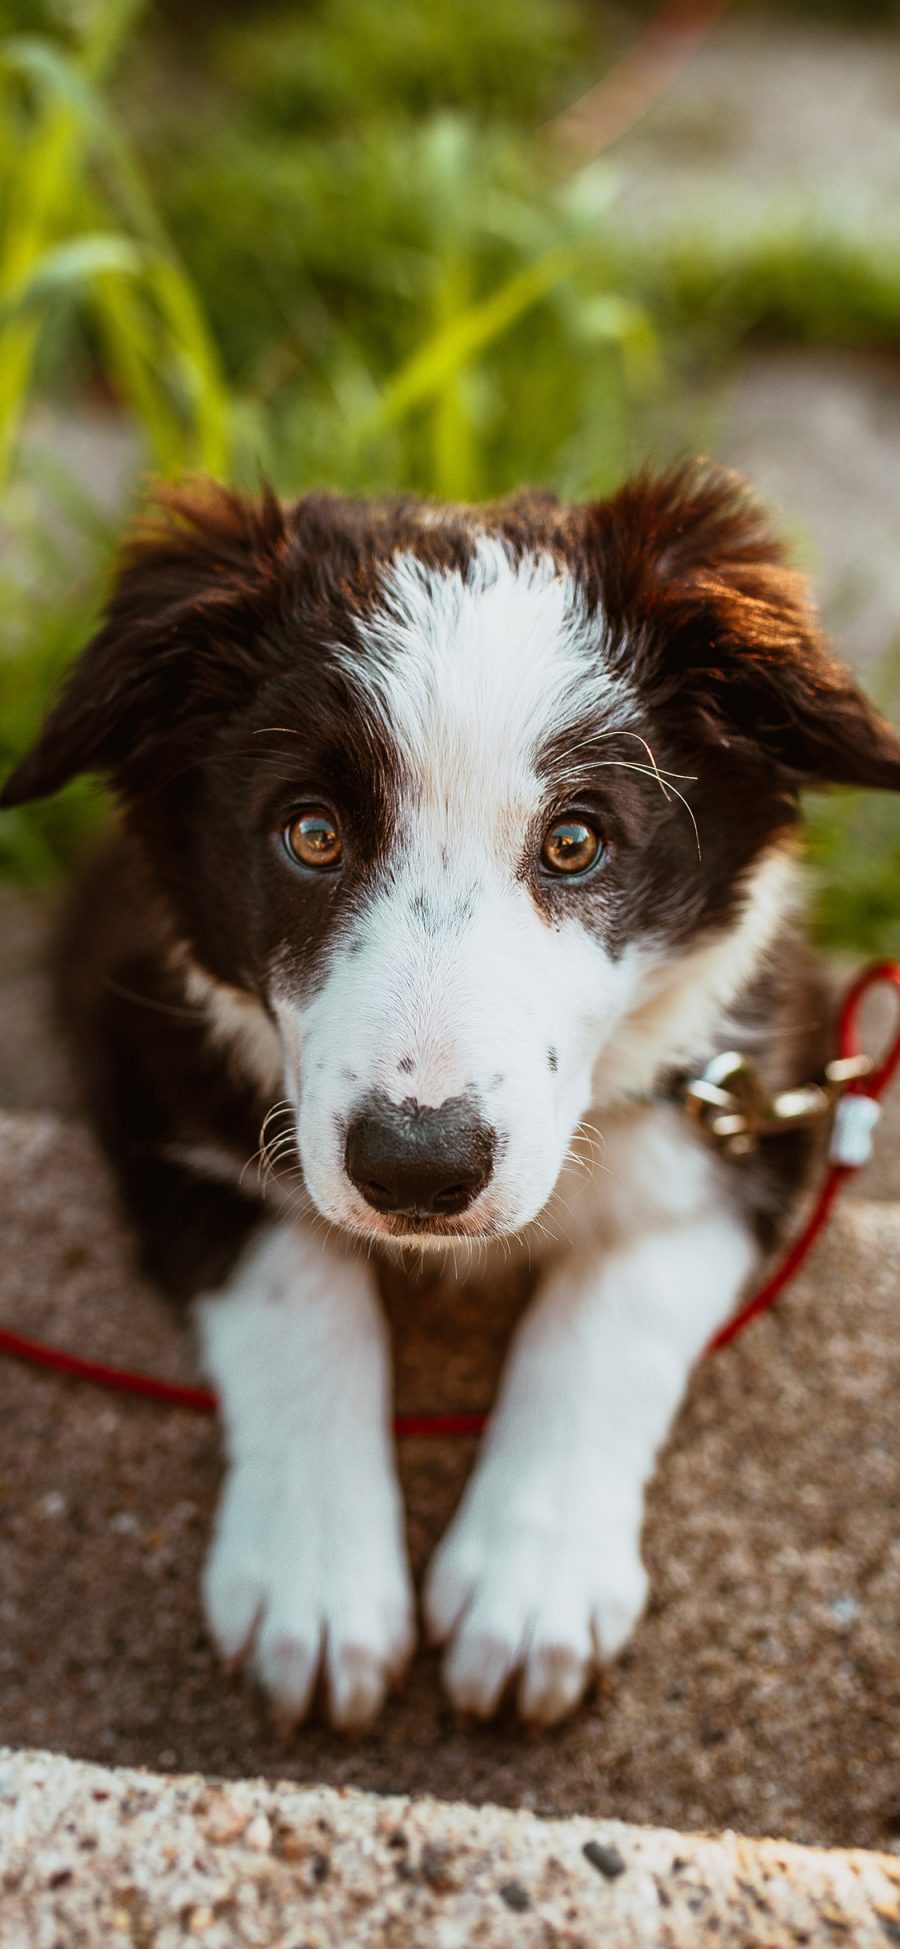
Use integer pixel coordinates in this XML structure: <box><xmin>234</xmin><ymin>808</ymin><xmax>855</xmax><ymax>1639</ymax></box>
<box><xmin>210</xmin><ymin>0</ymin><xmax>593</xmax><ymax>126</ymax></box>
<box><xmin>808</xmin><ymin>793</ymin><xmax>900</xmax><ymax>956</ymax></box>
<box><xmin>0</xmin><ymin>1</ymin><xmax>229</xmax><ymax>486</ymax></box>
<box><xmin>0</xmin><ymin>0</ymin><xmax>898</xmax><ymax>949</ymax></box>
<box><xmin>631</xmin><ymin>220</ymin><xmax>900</xmax><ymax>357</ymax></box>
<box><xmin>0</xmin><ymin>481</ymin><xmax>113</xmax><ymax>883</ymax></box>
<box><xmin>807</xmin><ymin>651</ymin><xmax>900</xmax><ymax>955</ymax></box>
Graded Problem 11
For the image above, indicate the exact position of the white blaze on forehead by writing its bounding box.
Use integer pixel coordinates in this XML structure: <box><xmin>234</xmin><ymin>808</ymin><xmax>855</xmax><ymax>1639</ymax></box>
<box><xmin>339</xmin><ymin>534</ymin><xmax>633</xmax><ymax>828</ymax></box>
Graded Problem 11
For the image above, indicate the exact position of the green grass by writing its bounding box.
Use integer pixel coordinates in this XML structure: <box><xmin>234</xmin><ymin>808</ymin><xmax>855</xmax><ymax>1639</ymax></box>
<box><xmin>629</xmin><ymin>218</ymin><xmax>900</xmax><ymax>359</ymax></box>
<box><xmin>807</xmin><ymin>794</ymin><xmax>900</xmax><ymax>956</ymax></box>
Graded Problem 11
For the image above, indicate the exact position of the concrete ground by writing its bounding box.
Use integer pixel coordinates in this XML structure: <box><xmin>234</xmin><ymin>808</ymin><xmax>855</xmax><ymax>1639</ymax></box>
<box><xmin>3</xmin><ymin>1747</ymin><xmax>900</xmax><ymax>1949</ymax></box>
<box><xmin>616</xmin><ymin>15</ymin><xmax>900</xmax><ymax>230</ymax></box>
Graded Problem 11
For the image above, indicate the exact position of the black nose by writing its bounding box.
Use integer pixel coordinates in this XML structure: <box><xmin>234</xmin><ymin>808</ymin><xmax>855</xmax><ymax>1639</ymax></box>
<box><xmin>345</xmin><ymin>1093</ymin><xmax>495</xmax><ymax>1219</ymax></box>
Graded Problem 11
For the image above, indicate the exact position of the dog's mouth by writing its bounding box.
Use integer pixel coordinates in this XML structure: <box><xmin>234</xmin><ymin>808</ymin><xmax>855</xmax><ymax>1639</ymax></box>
<box><xmin>345</xmin><ymin>1205</ymin><xmax>502</xmax><ymax>1248</ymax></box>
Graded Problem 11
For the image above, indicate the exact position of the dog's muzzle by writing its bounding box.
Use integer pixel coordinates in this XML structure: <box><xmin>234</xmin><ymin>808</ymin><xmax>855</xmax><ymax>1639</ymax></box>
<box><xmin>345</xmin><ymin>1091</ymin><xmax>495</xmax><ymax>1220</ymax></box>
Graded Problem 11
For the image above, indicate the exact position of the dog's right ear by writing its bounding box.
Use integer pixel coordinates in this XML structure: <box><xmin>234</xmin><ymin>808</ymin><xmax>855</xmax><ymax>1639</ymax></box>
<box><xmin>0</xmin><ymin>478</ymin><xmax>290</xmax><ymax>808</ymax></box>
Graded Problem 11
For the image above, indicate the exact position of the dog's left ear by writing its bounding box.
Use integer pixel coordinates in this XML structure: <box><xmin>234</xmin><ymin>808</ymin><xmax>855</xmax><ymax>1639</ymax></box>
<box><xmin>0</xmin><ymin>478</ymin><xmax>289</xmax><ymax>808</ymax></box>
<box><xmin>589</xmin><ymin>462</ymin><xmax>900</xmax><ymax>793</ymax></box>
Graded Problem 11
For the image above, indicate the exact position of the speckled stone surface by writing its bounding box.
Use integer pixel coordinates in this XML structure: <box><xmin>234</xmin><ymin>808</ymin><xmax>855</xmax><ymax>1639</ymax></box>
<box><xmin>2</xmin><ymin>1746</ymin><xmax>900</xmax><ymax>1949</ymax></box>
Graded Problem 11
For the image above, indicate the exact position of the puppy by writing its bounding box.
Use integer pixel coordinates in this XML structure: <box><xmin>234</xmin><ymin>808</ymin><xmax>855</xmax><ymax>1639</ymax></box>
<box><xmin>3</xmin><ymin>463</ymin><xmax>898</xmax><ymax>1730</ymax></box>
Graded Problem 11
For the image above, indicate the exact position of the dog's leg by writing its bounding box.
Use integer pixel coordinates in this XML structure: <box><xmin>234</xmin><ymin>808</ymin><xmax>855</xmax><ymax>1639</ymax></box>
<box><xmin>196</xmin><ymin>1223</ymin><xmax>414</xmax><ymax>1729</ymax></box>
<box><xmin>425</xmin><ymin>1209</ymin><xmax>756</xmax><ymax>1724</ymax></box>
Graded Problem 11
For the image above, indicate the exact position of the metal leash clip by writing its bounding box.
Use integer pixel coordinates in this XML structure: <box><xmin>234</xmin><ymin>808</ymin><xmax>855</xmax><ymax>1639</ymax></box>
<box><xmin>678</xmin><ymin>1049</ymin><xmax>873</xmax><ymax>1159</ymax></box>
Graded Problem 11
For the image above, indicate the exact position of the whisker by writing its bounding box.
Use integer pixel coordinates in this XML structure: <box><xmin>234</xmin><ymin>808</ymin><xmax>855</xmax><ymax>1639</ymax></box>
<box><xmin>571</xmin><ymin>1116</ymin><xmax>606</xmax><ymax>1172</ymax></box>
<box><xmin>248</xmin><ymin>1100</ymin><xmax>295</xmax><ymax>1181</ymax></box>
<box><xmin>259</xmin><ymin>1099</ymin><xmax>294</xmax><ymax>1138</ymax></box>
<box><xmin>258</xmin><ymin>1138</ymin><xmax>300</xmax><ymax>1189</ymax></box>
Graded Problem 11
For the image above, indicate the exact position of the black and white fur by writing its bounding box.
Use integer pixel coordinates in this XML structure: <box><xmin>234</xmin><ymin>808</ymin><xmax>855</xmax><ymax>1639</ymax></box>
<box><xmin>4</xmin><ymin>464</ymin><xmax>899</xmax><ymax>1729</ymax></box>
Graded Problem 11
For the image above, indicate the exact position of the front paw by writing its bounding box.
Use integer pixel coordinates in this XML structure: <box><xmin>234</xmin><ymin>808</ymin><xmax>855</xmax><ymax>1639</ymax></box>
<box><xmin>204</xmin><ymin>1463</ymin><xmax>415</xmax><ymax>1730</ymax></box>
<box><xmin>424</xmin><ymin>1503</ymin><xmax>647</xmax><ymax>1725</ymax></box>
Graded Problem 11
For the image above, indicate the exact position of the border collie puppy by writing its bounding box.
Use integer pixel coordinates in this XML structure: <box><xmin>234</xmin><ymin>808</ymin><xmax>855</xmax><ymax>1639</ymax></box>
<box><xmin>3</xmin><ymin>463</ymin><xmax>899</xmax><ymax>1731</ymax></box>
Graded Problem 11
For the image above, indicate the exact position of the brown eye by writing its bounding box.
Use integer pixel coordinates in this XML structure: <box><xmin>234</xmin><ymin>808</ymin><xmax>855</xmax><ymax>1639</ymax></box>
<box><xmin>541</xmin><ymin>817</ymin><xmax>604</xmax><ymax>877</ymax></box>
<box><xmin>283</xmin><ymin>809</ymin><xmax>343</xmax><ymax>871</ymax></box>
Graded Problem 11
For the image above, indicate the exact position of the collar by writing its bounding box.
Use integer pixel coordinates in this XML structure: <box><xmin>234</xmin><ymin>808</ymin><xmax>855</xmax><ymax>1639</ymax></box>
<box><xmin>667</xmin><ymin>1048</ymin><xmax>872</xmax><ymax>1159</ymax></box>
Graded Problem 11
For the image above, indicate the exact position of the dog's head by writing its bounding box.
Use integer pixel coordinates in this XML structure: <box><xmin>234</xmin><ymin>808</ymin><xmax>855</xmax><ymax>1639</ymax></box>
<box><xmin>5</xmin><ymin>465</ymin><xmax>899</xmax><ymax>1244</ymax></box>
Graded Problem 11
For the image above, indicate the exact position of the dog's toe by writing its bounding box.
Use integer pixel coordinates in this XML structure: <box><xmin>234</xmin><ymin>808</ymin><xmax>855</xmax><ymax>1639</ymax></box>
<box><xmin>255</xmin><ymin>1622</ymin><xmax>321</xmax><ymax>1726</ymax></box>
<box><xmin>327</xmin><ymin>1641</ymin><xmax>391</xmax><ymax>1730</ymax></box>
<box><xmin>326</xmin><ymin>1595</ymin><xmax>415</xmax><ymax>1729</ymax></box>
<box><xmin>518</xmin><ymin>1639</ymin><xmax>591</xmax><ymax>1726</ymax></box>
<box><xmin>443</xmin><ymin>1626</ymin><xmax>519</xmax><ymax>1718</ymax></box>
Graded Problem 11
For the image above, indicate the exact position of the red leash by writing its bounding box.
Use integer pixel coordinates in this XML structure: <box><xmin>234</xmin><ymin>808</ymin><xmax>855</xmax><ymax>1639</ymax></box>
<box><xmin>708</xmin><ymin>960</ymin><xmax>900</xmax><ymax>1352</ymax></box>
<box><xmin>1</xmin><ymin>962</ymin><xmax>898</xmax><ymax>1434</ymax></box>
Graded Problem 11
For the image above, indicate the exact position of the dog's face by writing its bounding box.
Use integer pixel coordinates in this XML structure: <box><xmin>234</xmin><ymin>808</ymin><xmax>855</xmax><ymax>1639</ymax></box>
<box><xmin>5</xmin><ymin>468</ymin><xmax>900</xmax><ymax>1245</ymax></box>
<box><xmin>260</xmin><ymin>540</ymin><xmax>670</xmax><ymax>1243</ymax></box>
